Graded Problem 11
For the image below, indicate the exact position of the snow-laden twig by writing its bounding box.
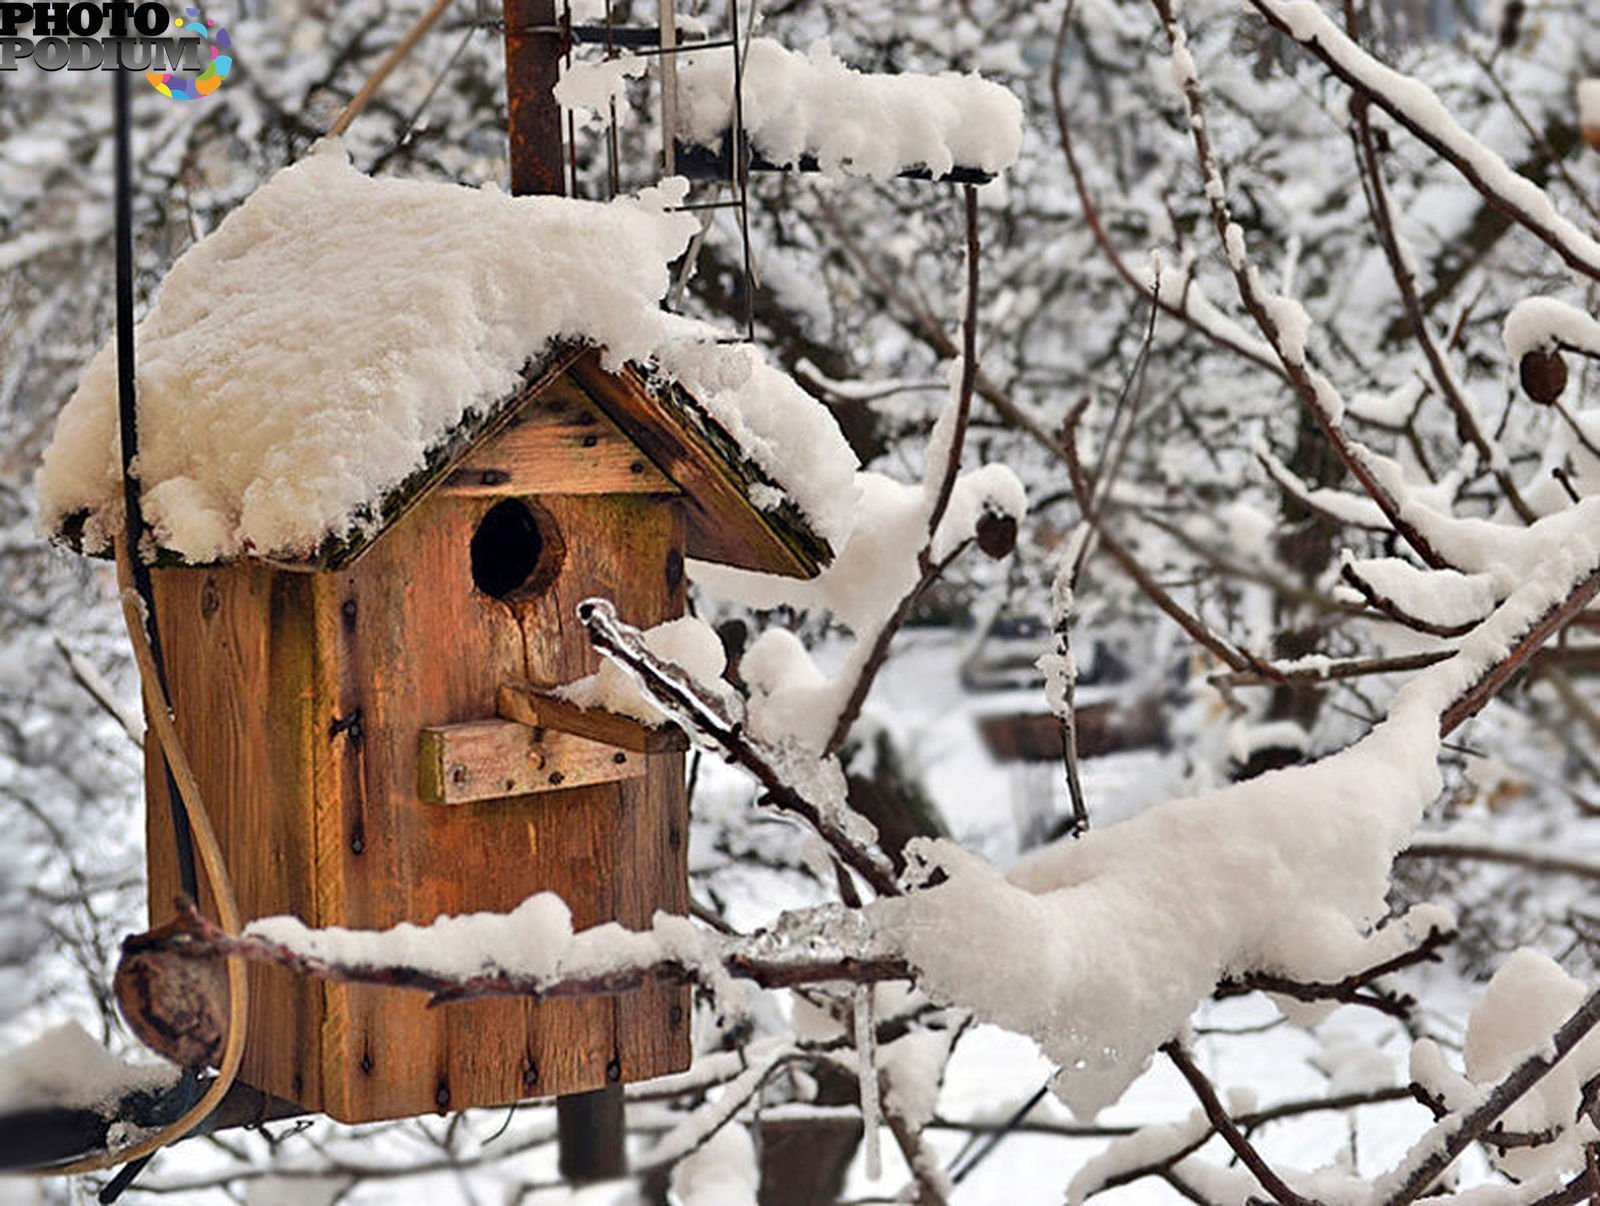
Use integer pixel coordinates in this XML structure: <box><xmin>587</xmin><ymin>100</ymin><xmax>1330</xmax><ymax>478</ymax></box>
<box><xmin>1161</xmin><ymin>1041</ymin><xmax>1310</xmax><ymax>1206</ymax></box>
<box><xmin>1217</xmin><ymin>925</ymin><xmax>1455</xmax><ymax>1020</ymax></box>
<box><xmin>128</xmin><ymin>897</ymin><xmax>908</xmax><ymax>1012</ymax></box>
<box><xmin>52</xmin><ymin>635</ymin><xmax>143</xmax><ymax>749</ymax></box>
<box><xmin>1246</xmin><ymin>0</ymin><xmax>1600</xmax><ymax>284</ymax></box>
<box><xmin>579</xmin><ymin>598</ymin><xmax>901</xmax><ymax>896</ymax></box>
<box><xmin>1378</xmin><ymin>986</ymin><xmax>1600</xmax><ymax>1204</ymax></box>
<box><xmin>1149</xmin><ymin>0</ymin><xmax>1450</xmax><ymax>571</ymax></box>
<box><xmin>1050</xmin><ymin>0</ymin><xmax>1282</xmax><ymax>378</ymax></box>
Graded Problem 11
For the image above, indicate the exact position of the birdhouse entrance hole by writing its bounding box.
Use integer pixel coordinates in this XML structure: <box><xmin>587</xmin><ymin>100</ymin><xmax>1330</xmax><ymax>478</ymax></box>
<box><xmin>471</xmin><ymin>498</ymin><xmax>557</xmax><ymax>600</ymax></box>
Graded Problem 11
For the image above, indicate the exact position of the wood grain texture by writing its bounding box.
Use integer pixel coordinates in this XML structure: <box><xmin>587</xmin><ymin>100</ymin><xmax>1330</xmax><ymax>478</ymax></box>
<box><xmin>442</xmin><ymin>376</ymin><xmax>676</xmax><ymax>498</ymax></box>
<box><xmin>317</xmin><ymin>489</ymin><xmax>689</xmax><ymax>1120</ymax></box>
<box><xmin>568</xmin><ymin>351</ymin><xmax>830</xmax><ymax>578</ymax></box>
<box><xmin>142</xmin><ymin>393</ymin><xmax>693</xmax><ymax>1121</ymax></box>
<box><xmin>418</xmin><ymin>719</ymin><xmax>646</xmax><ymax>804</ymax></box>
<box><xmin>146</xmin><ymin>565</ymin><xmax>328</xmax><ymax>1110</ymax></box>
<box><xmin>497</xmin><ymin>683</ymin><xmax>689</xmax><ymax>753</ymax></box>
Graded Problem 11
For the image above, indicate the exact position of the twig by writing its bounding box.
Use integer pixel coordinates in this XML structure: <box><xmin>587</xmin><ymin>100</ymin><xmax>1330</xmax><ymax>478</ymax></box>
<box><xmin>580</xmin><ymin>599</ymin><xmax>901</xmax><ymax>897</ymax></box>
<box><xmin>810</xmin><ymin>191</ymin><xmax>1060</xmax><ymax>455</ymax></box>
<box><xmin>1049</xmin><ymin>0</ymin><xmax>1282</xmax><ymax>377</ymax></box>
<box><xmin>1218</xmin><ymin>927</ymin><xmax>1454</xmax><ymax>1021</ymax></box>
<box><xmin>1339</xmin><ymin>562</ymin><xmax>1479</xmax><ymax>638</ymax></box>
<box><xmin>822</xmin><ymin>186</ymin><xmax>984</xmax><ymax>757</ymax></box>
<box><xmin>947</xmin><ymin>1081</ymin><xmax>1048</xmax><ymax>1184</ymax></box>
<box><xmin>1148</xmin><ymin>0</ymin><xmax>1451</xmax><ymax>571</ymax></box>
<box><xmin>920</xmin><ymin>186</ymin><xmax>982</xmax><ymax>570</ymax></box>
<box><xmin>1210</xmin><ymin>651</ymin><xmax>1452</xmax><ymax>688</ymax></box>
<box><xmin>1398</xmin><ymin>841</ymin><xmax>1600</xmax><ymax>883</ymax></box>
<box><xmin>1161</xmin><ymin>1041</ymin><xmax>1310</xmax><ymax>1206</ymax></box>
<box><xmin>327</xmin><ymin>0</ymin><xmax>458</xmax><ymax>138</ymax></box>
<box><xmin>1350</xmin><ymin>93</ymin><xmax>1536</xmax><ymax>523</ymax></box>
<box><xmin>1381</xmin><ymin>985</ymin><xmax>1600</xmax><ymax>1204</ymax></box>
<box><xmin>1062</xmin><ymin>404</ymin><xmax>1273</xmax><ymax>677</ymax></box>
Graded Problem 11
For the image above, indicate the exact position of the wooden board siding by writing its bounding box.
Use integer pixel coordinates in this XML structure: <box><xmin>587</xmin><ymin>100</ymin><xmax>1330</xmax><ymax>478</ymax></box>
<box><xmin>145</xmin><ymin>564</ymin><xmax>331</xmax><ymax>1109</ymax></box>
<box><xmin>569</xmin><ymin>352</ymin><xmax>831</xmax><ymax>578</ymax></box>
<box><xmin>147</xmin><ymin>485</ymin><xmax>691</xmax><ymax>1121</ymax></box>
<box><xmin>441</xmin><ymin>375</ymin><xmax>675</xmax><ymax>498</ymax></box>
<box><xmin>316</xmin><ymin>489</ymin><xmax>689</xmax><ymax>1121</ymax></box>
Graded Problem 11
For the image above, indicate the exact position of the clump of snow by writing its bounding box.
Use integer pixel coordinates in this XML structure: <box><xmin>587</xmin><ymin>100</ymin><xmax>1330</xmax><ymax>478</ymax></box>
<box><xmin>1578</xmin><ymin>80</ymin><xmax>1600</xmax><ymax>136</ymax></box>
<box><xmin>555</xmin><ymin>54</ymin><xmax>646</xmax><ymax>128</ymax></box>
<box><xmin>1344</xmin><ymin>556</ymin><xmax>1499</xmax><ymax>629</ymax></box>
<box><xmin>0</xmin><ymin>1023</ymin><xmax>179</xmax><ymax>1115</ymax></box>
<box><xmin>1219</xmin><ymin>501</ymin><xmax>1274</xmax><ymax>559</ymax></box>
<box><xmin>1503</xmin><ymin>296</ymin><xmax>1600</xmax><ymax>361</ymax></box>
<box><xmin>1226</xmin><ymin>718</ymin><xmax>1309</xmax><ymax>765</ymax></box>
<box><xmin>1310</xmin><ymin>1026</ymin><xmax>1397</xmax><ymax>1094</ymax></box>
<box><xmin>677</xmin><ymin>38</ymin><xmax>1022</xmax><ymax>180</ymax></box>
<box><xmin>879</xmin><ymin>1027</ymin><xmax>955</xmax><ymax>1133</ymax></box>
<box><xmin>253</xmin><ymin>891</ymin><xmax>578</xmax><ymax>980</ymax></box>
<box><xmin>1263</xmin><ymin>293</ymin><xmax>1312</xmax><ymax>362</ymax></box>
<box><xmin>1458</xmin><ymin>949</ymin><xmax>1600</xmax><ymax>1180</ymax></box>
<box><xmin>872</xmin><ymin>669</ymin><xmax>1464</xmax><ymax>1115</ymax></box>
<box><xmin>1067</xmin><ymin>1111</ymin><xmax>1210</xmax><ymax>1206</ymax></box>
<box><xmin>37</xmin><ymin>143</ymin><xmax>856</xmax><ymax>564</ymax></box>
<box><xmin>668</xmin><ymin>1123</ymin><xmax>760</xmax><ymax>1206</ymax></box>
<box><xmin>249</xmin><ymin>890</ymin><xmax>732</xmax><ymax>1001</ymax></box>
<box><xmin>559</xmin><ymin>615</ymin><xmax>730</xmax><ymax>725</ymax></box>
<box><xmin>654</xmin><ymin>338</ymin><xmax>860</xmax><ymax>548</ymax></box>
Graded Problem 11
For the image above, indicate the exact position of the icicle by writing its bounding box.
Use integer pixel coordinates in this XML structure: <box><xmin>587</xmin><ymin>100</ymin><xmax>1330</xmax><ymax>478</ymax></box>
<box><xmin>855</xmin><ymin>983</ymin><xmax>882</xmax><ymax>1180</ymax></box>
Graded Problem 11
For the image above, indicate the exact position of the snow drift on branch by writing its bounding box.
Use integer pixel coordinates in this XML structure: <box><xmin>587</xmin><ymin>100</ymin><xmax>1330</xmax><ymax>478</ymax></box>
<box><xmin>678</xmin><ymin>38</ymin><xmax>1023</xmax><ymax>180</ymax></box>
<box><xmin>1413</xmin><ymin>949</ymin><xmax>1600</xmax><ymax>1181</ymax></box>
<box><xmin>0</xmin><ymin>1022</ymin><xmax>178</xmax><ymax>1115</ymax></box>
<box><xmin>874</xmin><ymin>525</ymin><xmax>1600</xmax><ymax>1117</ymax></box>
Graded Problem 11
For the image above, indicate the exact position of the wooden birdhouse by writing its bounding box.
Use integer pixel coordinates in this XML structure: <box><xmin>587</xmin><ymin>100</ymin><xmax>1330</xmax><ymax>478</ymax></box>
<box><xmin>121</xmin><ymin>345</ymin><xmax>828</xmax><ymax>1123</ymax></box>
<box><xmin>36</xmin><ymin>77</ymin><xmax>858</xmax><ymax>1131</ymax></box>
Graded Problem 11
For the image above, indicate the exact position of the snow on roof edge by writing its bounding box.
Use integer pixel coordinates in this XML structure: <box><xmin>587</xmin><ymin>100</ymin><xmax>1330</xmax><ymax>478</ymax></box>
<box><xmin>35</xmin><ymin>143</ymin><xmax>858</xmax><ymax>566</ymax></box>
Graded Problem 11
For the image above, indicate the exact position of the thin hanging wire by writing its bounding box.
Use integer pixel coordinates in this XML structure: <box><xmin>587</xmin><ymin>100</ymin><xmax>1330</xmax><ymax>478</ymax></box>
<box><xmin>563</xmin><ymin>0</ymin><xmax>579</xmax><ymax>195</ymax></box>
<box><xmin>604</xmin><ymin>0</ymin><xmax>621</xmax><ymax>197</ymax></box>
<box><xmin>553</xmin><ymin>0</ymin><xmax>759</xmax><ymax>337</ymax></box>
<box><xmin>728</xmin><ymin>0</ymin><xmax>754</xmax><ymax>340</ymax></box>
<box><xmin>113</xmin><ymin>67</ymin><xmax>200</xmax><ymax>907</ymax></box>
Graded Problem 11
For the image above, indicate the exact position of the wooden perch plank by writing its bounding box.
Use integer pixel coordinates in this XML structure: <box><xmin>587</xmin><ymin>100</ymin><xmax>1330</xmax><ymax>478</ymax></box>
<box><xmin>418</xmin><ymin>719</ymin><xmax>645</xmax><ymax>805</ymax></box>
<box><xmin>442</xmin><ymin>375</ymin><xmax>676</xmax><ymax>497</ymax></box>
<box><xmin>498</xmin><ymin>683</ymin><xmax>688</xmax><ymax>753</ymax></box>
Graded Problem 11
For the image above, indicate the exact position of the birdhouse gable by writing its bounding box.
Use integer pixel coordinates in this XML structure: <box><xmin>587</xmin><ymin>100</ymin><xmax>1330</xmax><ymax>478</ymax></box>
<box><xmin>303</xmin><ymin>346</ymin><xmax>834</xmax><ymax>578</ymax></box>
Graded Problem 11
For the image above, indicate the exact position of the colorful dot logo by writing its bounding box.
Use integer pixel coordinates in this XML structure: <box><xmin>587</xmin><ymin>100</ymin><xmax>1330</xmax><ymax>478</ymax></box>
<box><xmin>146</xmin><ymin>7</ymin><xmax>232</xmax><ymax>100</ymax></box>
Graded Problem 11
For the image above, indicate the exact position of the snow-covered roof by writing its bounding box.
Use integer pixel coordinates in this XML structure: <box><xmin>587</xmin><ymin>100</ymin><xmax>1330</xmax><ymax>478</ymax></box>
<box><xmin>36</xmin><ymin>143</ymin><xmax>858</xmax><ymax>568</ymax></box>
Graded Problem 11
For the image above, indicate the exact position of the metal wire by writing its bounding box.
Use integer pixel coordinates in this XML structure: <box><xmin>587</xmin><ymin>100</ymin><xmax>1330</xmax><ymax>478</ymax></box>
<box><xmin>541</xmin><ymin>0</ymin><xmax>759</xmax><ymax>335</ymax></box>
<box><xmin>114</xmin><ymin>67</ymin><xmax>200</xmax><ymax>907</ymax></box>
<box><xmin>728</xmin><ymin>0</ymin><xmax>754</xmax><ymax>340</ymax></box>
